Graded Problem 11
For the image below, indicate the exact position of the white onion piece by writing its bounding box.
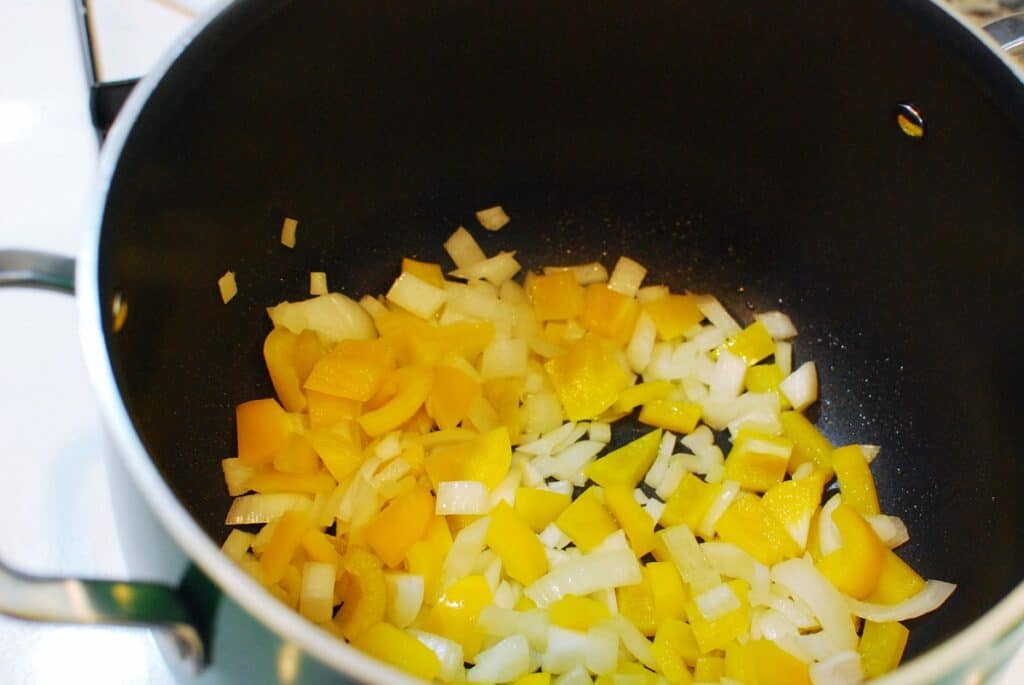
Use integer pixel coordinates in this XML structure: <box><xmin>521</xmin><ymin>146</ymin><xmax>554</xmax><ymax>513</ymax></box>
<box><xmin>553</xmin><ymin>664</ymin><xmax>591</xmax><ymax>685</ymax></box>
<box><xmin>657</xmin><ymin>525</ymin><xmax>721</xmax><ymax>594</ymax></box>
<box><xmin>702</xmin><ymin>391</ymin><xmax>780</xmax><ymax>433</ymax></box>
<box><xmin>385</xmin><ymin>272</ymin><xmax>448</xmax><ymax>319</ymax></box>
<box><xmin>627</xmin><ymin>311</ymin><xmax>658</xmax><ymax>373</ymax></box>
<box><xmin>444</xmin><ymin>226</ymin><xmax>487</xmax><ymax>267</ymax></box>
<box><xmin>636</xmin><ymin>284</ymin><xmax>669</xmax><ymax>303</ymax></box>
<box><xmin>755</xmin><ymin>311</ymin><xmax>798</xmax><ymax>340</ymax></box>
<box><xmin>588</xmin><ymin>422</ymin><xmax>612</xmax><ymax>443</ymax></box>
<box><xmin>583</xmin><ymin>623</ymin><xmax>619</xmax><ymax>675</ymax></box>
<box><xmin>791</xmin><ymin>461</ymin><xmax>815</xmax><ymax>481</ymax></box>
<box><xmin>522</xmin><ymin>392</ymin><xmax>565</xmax><ymax>435</ymax></box>
<box><xmin>643</xmin><ymin>498</ymin><xmax>666</xmax><ymax>524</ymax></box>
<box><xmin>543</xmin><ymin>262</ymin><xmax>609</xmax><ymax>285</ymax></box>
<box><xmin>771</xmin><ymin>558</ymin><xmax>859</xmax><ymax>652</ymax></box>
<box><xmin>593</xmin><ymin>530</ymin><xmax>631</xmax><ymax>553</ymax></box>
<box><xmin>682</xmin><ymin>425</ymin><xmax>714</xmax><ymax>452</ymax></box>
<box><xmin>539</xmin><ymin>523</ymin><xmax>573</xmax><ymax>550</ymax></box>
<box><xmin>451</xmin><ymin>251</ymin><xmax>521</xmax><ymax>286</ymax></box>
<box><xmin>267</xmin><ymin>293</ymin><xmax>376</xmax><ymax>343</ymax></box>
<box><xmin>698</xmin><ymin>480</ymin><xmax>741</xmax><ymax>539</ymax></box>
<box><xmin>644</xmin><ymin>446</ymin><xmax>676</xmax><ymax>489</ymax></box>
<box><xmin>492</xmin><ymin>581</ymin><xmax>516</xmax><ymax>609</ymax></box>
<box><xmin>525</xmin><ymin>549</ymin><xmax>642</xmax><ymax>607</ymax></box>
<box><xmin>476</xmin><ymin>205</ymin><xmax>510</xmax><ymax>231</ymax></box>
<box><xmin>760</xmin><ymin>595</ymin><xmax>820</xmax><ymax>631</ymax></box>
<box><xmin>655</xmin><ymin>457</ymin><xmax>687</xmax><ymax>500</ymax></box>
<box><xmin>818</xmin><ymin>494</ymin><xmax>843</xmax><ymax>556</ymax></box>
<box><xmin>221</xmin><ymin>458</ymin><xmax>255</xmax><ymax>497</ymax></box>
<box><xmin>358</xmin><ymin>294</ymin><xmax>388</xmax><ymax>319</ymax></box>
<box><xmin>410</xmin><ymin>630</ymin><xmax>465</xmax><ymax>683</ymax></box>
<box><xmin>218</xmin><ymin>271</ymin><xmax>237</xmax><ymax>303</ymax></box>
<box><xmin>867</xmin><ymin>514</ymin><xmax>911</xmax><ymax>549</ymax></box>
<box><xmin>612</xmin><ymin>614</ymin><xmax>658</xmax><ymax>669</ymax></box>
<box><xmin>691</xmin><ymin>325</ymin><xmax>728</xmax><ymax>352</ymax></box>
<box><xmin>848</xmin><ymin>581</ymin><xmax>957</xmax><ymax>622</ymax></box>
<box><xmin>434</xmin><ymin>479</ymin><xmax>493</xmax><ymax>516</ymax></box>
<box><xmin>478</xmin><ymin>607</ymin><xmax>548</xmax><ymax>650</ymax></box>
<box><xmin>383</xmin><ymin>572</ymin><xmax>424</xmax><ymax>628</ymax></box>
<box><xmin>439</xmin><ymin>516</ymin><xmax>490</xmax><ymax>593</ymax></box>
<box><xmin>446</xmin><ymin>283</ymin><xmax>513</xmax><ymax>324</ymax></box>
<box><xmin>308</xmin><ymin>271</ymin><xmax>327</xmax><ymax>296</ymax></box>
<box><xmin>860</xmin><ymin>444</ymin><xmax>881</xmax><ymax>464</ymax></box>
<box><xmin>694</xmin><ymin>583</ymin><xmax>742</xmax><ymax>621</ymax></box>
<box><xmin>701</xmin><ymin>541</ymin><xmax>765</xmax><ymax>586</ymax></box>
<box><xmin>467</xmin><ymin>634</ymin><xmax>530</xmax><ymax>684</ymax></box>
<box><xmin>780</xmin><ymin>361</ymin><xmax>819</xmax><ymax>411</ymax></box>
<box><xmin>499</xmin><ymin>279</ymin><xmax>529</xmax><ymax>305</ymax></box>
<box><xmin>546</xmin><ymin>480</ymin><xmax>574</xmax><ymax>496</ymax></box>
<box><xmin>809</xmin><ymin>650</ymin><xmax>864</xmax><ymax>685</ymax></box>
<box><xmin>695</xmin><ymin>295</ymin><xmax>741</xmax><ymax>336</ymax></box>
<box><xmin>607</xmin><ymin>256</ymin><xmax>647</xmax><ymax>297</ymax></box>
<box><xmin>221</xmin><ymin>529</ymin><xmax>254</xmax><ymax>562</ymax></box>
<box><xmin>541</xmin><ymin>626</ymin><xmax>588</xmax><ymax>674</ymax></box>
<box><xmin>641</xmin><ymin>342</ymin><xmax>674</xmax><ymax>381</ymax></box>
<box><xmin>678</xmin><ymin>450</ymin><xmax>724</xmax><ymax>478</ymax></box>
<box><xmin>518</xmin><ymin>422</ymin><xmax>579</xmax><ymax>456</ymax></box>
<box><xmin>775</xmin><ymin>341</ymin><xmax>793</xmax><ymax>376</ymax></box>
<box><xmin>480</xmin><ymin>337</ymin><xmax>529</xmax><ymax>379</ymax></box>
<box><xmin>552</xmin><ymin>423</ymin><xmax>591</xmax><ymax>453</ymax></box>
<box><xmin>225</xmin><ymin>493</ymin><xmax>312</xmax><ymax>525</ymax></box>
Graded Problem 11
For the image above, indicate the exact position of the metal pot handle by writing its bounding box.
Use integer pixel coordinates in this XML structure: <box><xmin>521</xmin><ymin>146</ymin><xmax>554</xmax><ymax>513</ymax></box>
<box><xmin>984</xmin><ymin>12</ymin><xmax>1024</xmax><ymax>53</ymax></box>
<box><xmin>0</xmin><ymin>249</ymin><xmax>205</xmax><ymax>675</ymax></box>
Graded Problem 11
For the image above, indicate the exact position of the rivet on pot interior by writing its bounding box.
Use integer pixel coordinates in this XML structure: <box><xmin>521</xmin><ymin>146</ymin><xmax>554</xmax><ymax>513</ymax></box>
<box><xmin>895</xmin><ymin>103</ymin><xmax>926</xmax><ymax>138</ymax></box>
<box><xmin>111</xmin><ymin>291</ymin><xmax>128</xmax><ymax>332</ymax></box>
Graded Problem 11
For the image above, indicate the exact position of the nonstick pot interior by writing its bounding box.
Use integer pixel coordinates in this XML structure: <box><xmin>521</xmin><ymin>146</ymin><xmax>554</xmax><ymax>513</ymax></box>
<box><xmin>95</xmin><ymin>0</ymin><xmax>1024</xmax><ymax>665</ymax></box>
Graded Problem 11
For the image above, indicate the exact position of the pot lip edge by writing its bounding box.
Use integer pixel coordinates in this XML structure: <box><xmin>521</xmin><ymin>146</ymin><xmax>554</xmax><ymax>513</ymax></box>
<box><xmin>77</xmin><ymin>0</ymin><xmax>1024</xmax><ymax>680</ymax></box>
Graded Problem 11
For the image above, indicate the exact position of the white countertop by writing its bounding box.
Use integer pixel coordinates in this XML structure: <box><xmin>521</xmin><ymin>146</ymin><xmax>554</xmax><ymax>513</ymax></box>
<box><xmin>0</xmin><ymin>2</ymin><xmax>1020</xmax><ymax>684</ymax></box>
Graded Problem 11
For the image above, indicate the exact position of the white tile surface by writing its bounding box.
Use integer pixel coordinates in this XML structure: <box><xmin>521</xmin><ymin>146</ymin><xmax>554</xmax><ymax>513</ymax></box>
<box><xmin>0</xmin><ymin>2</ymin><xmax>1021</xmax><ymax>684</ymax></box>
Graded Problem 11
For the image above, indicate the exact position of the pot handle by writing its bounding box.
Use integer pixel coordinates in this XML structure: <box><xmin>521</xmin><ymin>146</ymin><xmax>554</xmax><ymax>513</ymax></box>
<box><xmin>984</xmin><ymin>12</ymin><xmax>1024</xmax><ymax>53</ymax></box>
<box><xmin>0</xmin><ymin>249</ymin><xmax>205</xmax><ymax>675</ymax></box>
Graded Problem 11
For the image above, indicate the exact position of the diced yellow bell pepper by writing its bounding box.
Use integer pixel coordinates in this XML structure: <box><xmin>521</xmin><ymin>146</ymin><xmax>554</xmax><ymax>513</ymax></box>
<box><xmin>486</xmin><ymin>501</ymin><xmax>549</xmax><ymax>585</ymax></box>
<box><xmin>307</xmin><ymin>428</ymin><xmax>363</xmax><ymax>483</ymax></box>
<box><xmin>302</xmin><ymin>529</ymin><xmax>343</xmax><ymax>568</ymax></box>
<box><xmin>528</xmin><ymin>270</ymin><xmax>585</xmax><ymax>321</ymax></box>
<box><xmin>260</xmin><ymin>510</ymin><xmax>311</xmax><ymax>585</ymax></box>
<box><xmin>860</xmin><ymin>620</ymin><xmax>910</xmax><ymax>678</ymax></box>
<box><xmin>279</xmin><ymin>563</ymin><xmax>302</xmax><ymax>608</ymax></box>
<box><xmin>426</xmin><ymin>574</ymin><xmax>493</xmax><ymax>660</ymax></box>
<box><xmin>661</xmin><ymin>473</ymin><xmax>722</xmax><ymax>531</ymax></box>
<box><xmin>617</xmin><ymin>574</ymin><xmax>658</xmax><ymax>636</ymax></box>
<box><xmin>401</xmin><ymin>257</ymin><xmax>446</xmax><ymax>288</ymax></box>
<box><xmin>513</xmin><ymin>673</ymin><xmax>552</xmax><ymax>685</ymax></box>
<box><xmin>693</xmin><ymin>656</ymin><xmax>725</xmax><ymax>682</ymax></box>
<box><xmin>514</xmin><ymin>487</ymin><xmax>572</xmax><ymax>532</ymax></box>
<box><xmin>714</xmin><ymin>493</ymin><xmax>800</xmax><ymax>566</ymax></box>
<box><xmin>236</xmin><ymin>398</ymin><xmax>294</xmax><ymax>467</ymax></box>
<box><xmin>358</xmin><ymin>366</ymin><xmax>433</xmax><ymax>437</ymax></box>
<box><xmin>273</xmin><ymin>433</ymin><xmax>321</xmax><ymax>474</ymax></box>
<box><xmin>723</xmin><ymin>430</ymin><xmax>793</xmax><ymax>493</ymax></box>
<box><xmin>245</xmin><ymin>470</ymin><xmax>336</xmax><ymax>495</ymax></box>
<box><xmin>548</xmin><ymin>595</ymin><xmax>612</xmax><ymax>630</ymax></box>
<box><xmin>364</xmin><ymin>485</ymin><xmax>435</xmax><ymax>568</ymax></box>
<box><xmin>638</xmin><ymin>400</ymin><xmax>703</xmax><ymax>435</ymax></box>
<box><xmin>306</xmin><ymin>390</ymin><xmax>362</xmax><ymax>428</ymax></box>
<box><xmin>816</xmin><ymin>504</ymin><xmax>886</xmax><ymax>599</ymax></box>
<box><xmin>580</xmin><ymin>283</ymin><xmax>640</xmax><ymax>346</ymax></box>
<box><xmin>545</xmin><ymin>335</ymin><xmax>632</xmax><ymax>421</ymax></box>
<box><xmin>437</xmin><ymin>320</ymin><xmax>496</xmax><ymax>364</ymax></box>
<box><xmin>352</xmin><ymin>621</ymin><xmax>441</xmax><ymax>680</ymax></box>
<box><xmin>424</xmin><ymin>426</ymin><xmax>512</xmax><ymax>489</ymax></box>
<box><xmin>405</xmin><ymin>517</ymin><xmax>452</xmax><ymax>600</ymax></box>
<box><xmin>724</xmin><ymin>321</ymin><xmax>776</xmax><ymax>366</ymax></box>
<box><xmin>865</xmin><ymin>549</ymin><xmax>927</xmax><ymax>605</ymax></box>
<box><xmin>832</xmin><ymin>444</ymin><xmax>880</xmax><ymax>516</ymax></box>
<box><xmin>305</xmin><ymin>339</ymin><xmax>397</xmax><ymax>402</ymax></box>
<box><xmin>642</xmin><ymin>293</ymin><xmax>704</xmax><ymax>341</ymax></box>
<box><xmin>376</xmin><ymin>309</ymin><xmax>433</xmax><ymax>366</ymax></box>
<box><xmin>780</xmin><ymin>411</ymin><xmax>834</xmax><ymax>475</ymax></box>
<box><xmin>723</xmin><ymin>641</ymin><xmax>752</xmax><ymax>684</ymax></box>
<box><xmin>584</xmin><ymin>429</ymin><xmax>663</xmax><ymax>488</ymax></box>
<box><xmin>652</xmin><ymin>618</ymin><xmax>696</xmax><ymax>684</ymax></box>
<box><xmin>264</xmin><ymin>328</ymin><xmax>309</xmax><ymax>412</ymax></box>
<box><xmin>685</xmin><ymin>580</ymin><xmax>750</xmax><ymax>654</ymax></box>
<box><xmin>336</xmin><ymin>548</ymin><xmax>387</xmax><ymax>639</ymax></box>
<box><xmin>484</xmin><ymin>377</ymin><xmax>523</xmax><ymax>444</ymax></box>
<box><xmin>616</xmin><ymin>380</ymin><xmax>674</xmax><ymax>413</ymax></box>
<box><xmin>426</xmin><ymin>361</ymin><xmax>481</xmax><ymax>430</ymax></box>
<box><xmin>645</xmin><ymin>562</ymin><xmax>688</xmax><ymax>624</ymax></box>
<box><xmin>554</xmin><ymin>486</ymin><xmax>619</xmax><ymax>551</ymax></box>
<box><xmin>745</xmin><ymin>363</ymin><xmax>785</xmax><ymax>395</ymax></box>
<box><xmin>761</xmin><ymin>470</ymin><xmax>828</xmax><ymax>550</ymax></box>
<box><xmin>604</xmin><ymin>485</ymin><xmax>657</xmax><ymax>557</ymax></box>
<box><xmin>748</xmin><ymin>639</ymin><xmax>811</xmax><ymax>685</ymax></box>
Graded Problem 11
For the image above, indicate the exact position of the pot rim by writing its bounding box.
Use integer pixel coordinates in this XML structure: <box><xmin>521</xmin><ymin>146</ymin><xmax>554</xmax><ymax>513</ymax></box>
<box><xmin>79</xmin><ymin>0</ymin><xmax>1024</xmax><ymax>682</ymax></box>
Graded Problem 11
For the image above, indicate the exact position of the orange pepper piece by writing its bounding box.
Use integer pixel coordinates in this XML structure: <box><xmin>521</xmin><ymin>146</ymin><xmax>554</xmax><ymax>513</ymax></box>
<box><xmin>642</xmin><ymin>293</ymin><xmax>704</xmax><ymax>341</ymax></box>
<box><xmin>335</xmin><ymin>548</ymin><xmax>387</xmax><ymax>639</ymax></box>
<box><xmin>528</xmin><ymin>270</ymin><xmax>585</xmax><ymax>321</ymax></box>
<box><xmin>357</xmin><ymin>366</ymin><xmax>433</xmax><ymax>437</ymax></box>
<box><xmin>816</xmin><ymin>503</ymin><xmax>886</xmax><ymax>599</ymax></box>
<box><xmin>364</xmin><ymin>484</ymin><xmax>435</xmax><ymax>567</ymax></box>
<box><xmin>580</xmin><ymin>283</ymin><xmax>640</xmax><ymax>346</ymax></box>
<box><xmin>236</xmin><ymin>398</ymin><xmax>293</xmax><ymax>467</ymax></box>
<box><xmin>426</xmin><ymin>362</ymin><xmax>482</xmax><ymax>430</ymax></box>
<box><xmin>401</xmin><ymin>257</ymin><xmax>446</xmax><ymax>288</ymax></box>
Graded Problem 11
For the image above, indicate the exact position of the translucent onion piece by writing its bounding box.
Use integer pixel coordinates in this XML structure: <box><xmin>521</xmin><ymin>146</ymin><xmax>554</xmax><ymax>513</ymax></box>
<box><xmin>694</xmin><ymin>583</ymin><xmax>742</xmax><ymax>621</ymax></box>
<box><xmin>218</xmin><ymin>271</ymin><xmax>237</xmax><ymax>303</ymax></box>
<box><xmin>627</xmin><ymin>311</ymin><xmax>658</xmax><ymax>373</ymax></box>
<box><xmin>847</xmin><ymin>581</ymin><xmax>957</xmax><ymax>622</ymax></box>
<box><xmin>299</xmin><ymin>561</ymin><xmax>336</xmax><ymax>624</ymax></box>
<box><xmin>451</xmin><ymin>251</ymin><xmax>522</xmax><ymax>286</ymax></box>
<box><xmin>525</xmin><ymin>549</ymin><xmax>642</xmax><ymax>607</ymax></box>
<box><xmin>698</xmin><ymin>480</ymin><xmax>741</xmax><ymax>539</ymax></box>
<box><xmin>436</xmin><ymin>481</ymin><xmax>491</xmax><ymax>515</ymax></box>
<box><xmin>695</xmin><ymin>295</ymin><xmax>740</xmax><ymax>336</ymax></box>
<box><xmin>478</xmin><ymin>606</ymin><xmax>549</xmax><ymax>651</ymax></box>
<box><xmin>866</xmin><ymin>514</ymin><xmax>910</xmax><ymax>549</ymax></box>
<box><xmin>607</xmin><ymin>256</ymin><xmax>647</xmax><ymax>297</ymax></box>
<box><xmin>467</xmin><ymin>634</ymin><xmax>531</xmax><ymax>684</ymax></box>
<box><xmin>225</xmin><ymin>493</ymin><xmax>312</xmax><ymax>525</ymax></box>
<box><xmin>444</xmin><ymin>226</ymin><xmax>487</xmax><ymax>268</ymax></box>
<box><xmin>384</xmin><ymin>573</ymin><xmax>425</xmax><ymax>628</ymax></box>
<box><xmin>755</xmin><ymin>311</ymin><xmax>798</xmax><ymax>340</ymax></box>
<box><xmin>809</xmin><ymin>650</ymin><xmax>864</xmax><ymax>685</ymax></box>
<box><xmin>780</xmin><ymin>361</ymin><xmax>819</xmax><ymax>412</ymax></box>
<box><xmin>410</xmin><ymin>630</ymin><xmax>465</xmax><ymax>683</ymax></box>
<box><xmin>476</xmin><ymin>205</ymin><xmax>511</xmax><ymax>231</ymax></box>
<box><xmin>612</xmin><ymin>614</ymin><xmax>658</xmax><ymax>669</ymax></box>
<box><xmin>771</xmin><ymin>557</ymin><xmax>859</xmax><ymax>652</ymax></box>
<box><xmin>267</xmin><ymin>293</ymin><xmax>376</xmax><ymax>342</ymax></box>
<box><xmin>543</xmin><ymin>262</ymin><xmax>609</xmax><ymax>285</ymax></box>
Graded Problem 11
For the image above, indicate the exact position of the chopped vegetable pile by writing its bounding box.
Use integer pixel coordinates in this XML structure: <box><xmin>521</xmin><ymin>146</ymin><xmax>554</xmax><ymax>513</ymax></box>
<box><xmin>221</xmin><ymin>212</ymin><xmax>954</xmax><ymax>685</ymax></box>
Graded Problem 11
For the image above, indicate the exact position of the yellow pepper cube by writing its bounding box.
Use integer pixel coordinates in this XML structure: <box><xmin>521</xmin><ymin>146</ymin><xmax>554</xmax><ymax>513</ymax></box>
<box><xmin>761</xmin><ymin>471</ymin><xmax>828</xmax><ymax>551</ymax></box>
<box><xmin>306</xmin><ymin>390</ymin><xmax>362</xmax><ymax>428</ymax></box>
<box><xmin>426</xmin><ymin>574</ymin><xmax>493</xmax><ymax>660</ymax></box>
<box><xmin>437</xmin><ymin>320</ymin><xmax>496</xmax><ymax>364</ymax></box>
<box><xmin>780</xmin><ymin>411</ymin><xmax>834</xmax><ymax>475</ymax></box>
<box><xmin>865</xmin><ymin>549</ymin><xmax>927</xmax><ymax>605</ymax></box>
<box><xmin>584</xmin><ymin>428</ymin><xmax>663</xmax><ymax>488</ymax></box>
<box><xmin>514</xmin><ymin>487</ymin><xmax>572</xmax><ymax>532</ymax></box>
<box><xmin>486</xmin><ymin>501</ymin><xmax>549</xmax><ymax>585</ymax></box>
<box><xmin>484</xmin><ymin>377</ymin><xmax>524</xmax><ymax>444</ymax></box>
<box><xmin>816</xmin><ymin>503</ymin><xmax>887</xmax><ymax>599</ymax></box>
<box><xmin>655</xmin><ymin>617</ymin><xmax>700</xmax><ymax>668</ymax></box>
<box><xmin>638</xmin><ymin>400</ymin><xmax>703</xmax><ymax>435</ymax></box>
<box><xmin>305</xmin><ymin>339</ymin><xmax>397</xmax><ymax>402</ymax></box>
<box><xmin>244</xmin><ymin>470</ymin><xmax>336</xmax><ymax>495</ymax></box>
<box><xmin>724</xmin><ymin>641</ymin><xmax>752</xmax><ymax>683</ymax></box>
<box><xmin>832</xmin><ymin>444</ymin><xmax>881</xmax><ymax>516</ymax></box>
<box><xmin>723</xmin><ymin>320</ymin><xmax>776</xmax><ymax>366</ymax></box>
<box><xmin>263</xmin><ymin>328</ymin><xmax>309</xmax><ymax>412</ymax></box>
<box><xmin>580</xmin><ymin>283</ymin><xmax>640</xmax><ymax>346</ymax></box>
<box><xmin>745</xmin><ymin>363</ymin><xmax>785</xmax><ymax>395</ymax></box>
<box><xmin>652</xmin><ymin>618</ymin><xmax>696</xmax><ymax>684</ymax></box>
<box><xmin>617</xmin><ymin>575</ymin><xmax>658</xmax><ymax>636</ymax></box>
<box><xmin>301</xmin><ymin>529</ymin><xmax>343</xmax><ymax>568</ymax></box>
<box><xmin>236</xmin><ymin>398</ymin><xmax>294</xmax><ymax>467</ymax></box>
<box><xmin>273</xmin><ymin>433</ymin><xmax>321</xmax><ymax>475</ymax></box>
<box><xmin>554</xmin><ymin>486</ymin><xmax>619</xmax><ymax>551</ymax></box>
<box><xmin>748</xmin><ymin>639</ymin><xmax>811</xmax><ymax>685</ymax></box>
<box><xmin>260</xmin><ymin>509</ymin><xmax>311</xmax><ymax>585</ymax></box>
<box><xmin>528</xmin><ymin>270</ymin><xmax>585</xmax><ymax>321</ymax></box>
<box><xmin>645</xmin><ymin>562</ymin><xmax>688</xmax><ymax>624</ymax></box>
<box><xmin>358</xmin><ymin>366</ymin><xmax>433</xmax><ymax>437</ymax></box>
<box><xmin>307</xmin><ymin>428</ymin><xmax>363</xmax><ymax>483</ymax></box>
<box><xmin>401</xmin><ymin>257</ymin><xmax>446</xmax><ymax>288</ymax></box>
<box><xmin>426</xmin><ymin>361</ymin><xmax>482</xmax><ymax>430</ymax></box>
<box><xmin>336</xmin><ymin>548</ymin><xmax>387</xmax><ymax>640</ymax></box>
<box><xmin>860</xmin><ymin>620</ymin><xmax>910</xmax><ymax>678</ymax></box>
<box><xmin>425</xmin><ymin>426</ymin><xmax>512</xmax><ymax>490</ymax></box>
<box><xmin>693</xmin><ymin>656</ymin><xmax>725</xmax><ymax>682</ymax></box>
<box><xmin>685</xmin><ymin>580</ymin><xmax>750</xmax><ymax>654</ymax></box>
<box><xmin>514</xmin><ymin>673</ymin><xmax>553</xmax><ymax>685</ymax></box>
<box><xmin>642</xmin><ymin>294</ymin><xmax>704</xmax><ymax>341</ymax></box>
<box><xmin>604</xmin><ymin>485</ymin><xmax>657</xmax><ymax>557</ymax></box>
<box><xmin>723</xmin><ymin>430</ymin><xmax>793</xmax><ymax>493</ymax></box>
<box><xmin>545</xmin><ymin>335</ymin><xmax>632</xmax><ymax>421</ymax></box>
<box><xmin>364</xmin><ymin>485</ymin><xmax>435</xmax><ymax>568</ymax></box>
<box><xmin>353</xmin><ymin>621</ymin><xmax>442</xmax><ymax>680</ymax></box>
<box><xmin>714</xmin><ymin>493</ymin><xmax>800</xmax><ymax>566</ymax></box>
<box><xmin>615</xmin><ymin>380</ymin><xmax>674</xmax><ymax>413</ymax></box>
<box><xmin>548</xmin><ymin>595</ymin><xmax>612</xmax><ymax>630</ymax></box>
<box><xmin>661</xmin><ymin>473</ymin><xmax>722</xmax><ymax>531</ymax></box>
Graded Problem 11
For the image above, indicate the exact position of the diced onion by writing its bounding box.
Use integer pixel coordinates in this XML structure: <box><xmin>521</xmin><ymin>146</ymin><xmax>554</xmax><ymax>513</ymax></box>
<box><xmin>860</xmin><ymin>444</ymin><xmax>881</xmax><ymax>463</ymax></box>
<box><xmin>225</xmin><ymin>493</ymin><xmax>312</xmax><ymax>525</ymax></box>
<box><xmin>775</xmin><ymin>341</ymin><xmax>793</xmax><ymax>376</ymax></box>
<box><xmin>583</xmin><ymin>623</ymin><xmax>619</xmax><ymax>675</ymax></box>
<box><xmin>681</xmin><ymin>425</ymin><xmax>714</xmax><ymax>452</ymax></box>
<box><xmin>480</xmin><ymin>337</ymin><xmax>529</xmax><ymax>379</ymax></box>
<box><xmin>384</xmin><ymin>572</ymin><xmax>424</xmax><ymax>628</ymax></box>
<box><xmin>476</xmin><ymin>205</ymin><xmax>511</xmax><ymax>231</ymax></box>
<box><xmin>436</xmin><ymin>480</ymin><xmax>490</xmax><ymax>515</ymax></box>
<box><xmin>636</xmin><ymin>285</ymin><xmax>669</xmax><ymax>303</ymax></box>
<box><xmin>654</xmin><ymin>458</ymin><xmax>687</xmax><ymax>500</ymax></box>
<box><xmin>607</xmin><ymin>256</ymin><xmax>647</xmax><ymax>297</ymax></box>
<box><xmin>298</xmin><ymin>561</ymin><xmax>335</xmax><ymax>624</ymax></box>
<box><xmin>695</xmin><ymin>295</ymin><xmax>740</xmax><ymax>336</ymax></box>
<box><xmin>468</xmin><ymin>634</ymin><xmax>531</xmax><ymax>684</ymax></box>
<box><xmin>218</xmin><ymin>271</ymin><xmax>238</xmax><ymax>303</ymax></box>
<box><xmin>593</xmin><ymin>530</ymin><xmax>631</xmax><ymax>553</ymax></box>
<box><xmin>755</xmin><ymin>311</ymin><xmax>798</xmax><ymax>340</ymax></box>
<box><xmin>866</xmin><ymin>514</ymin><xmax>910</xmax><ymax>548</ymax></box>
<box><xmin>644</xmin><ymin>449</ymin><xmax>675</xmax><ymax>490</ymax></box>
<box><xmin>701</xmin><ymin>541</ymin><xmax>764</xmax><ymax>587</ymax></box>
<box><xmin>588</xmin><ymin>422</ymin><xmax>611</xmax><ymax>443</ymax></box>
<box><xmin>780</xmin><ymin>361</ymin><xmax>819</xmax><ymax>412</ymax></box>
<box><xmin>440</xmin><ymin>516</ymin><xmax>490</xmax><ymax>593</ymax></box>
<box><xmin>386</xmin><ymin>271</ymin><xmax>449</xmax><ymax>319</ymax></box>
<box><xmin>478</xmin><ymin>607</ymin><xmax>549</xmax><ymax>650</ymax></box>
<box><xmin>698</xmin><ymin>480</ymin><xmax>741</xmax><ymax>539</ymax></box>
<box><xmin>553</xmin><ymin>664</ymin><xmax>591</xmax><ymax>685</ymax></box>
<box><xmin>541</xmin><ymin>627</ymin><xmax>589</xmax><ymax>674</ymax></box>
<box><xmin>657</xmin><ymin>525</ymin><xmax>720</xmax><ymax>594</ymax></box>
<box><xmin>519</xmin><ymin>422</ymin><xmax>579</xmax><ymax>456</ymax></box>
<box><xmin>691</xmin><ymin>326</ymin><xmax>727</xmax><ymax>352</ymax></box>
<box><xmin>626</xmin><ymin>312</ymin><xmax>658</xmax><ymax>373</ymax></box>
<box><xmin>694</xmin><ymin>583</ymin><xmax>741</xmax><ymax>621</ymax></box>
<box><xmin>818</xmin><ymin>494</ymin><xmax>843</xmax><ymax>556</ymax></box>
<box><xmin>268</xmin><ymin>293</ymin><xmax>376</xmax><ymax>342</ymax></box>
<box><xmin>358</xmin><ymin>294</ymin><xmax>388</xmax><ymax>319</ymax></box>
<box><xmin>410</xmin><ymin>630</ymin><xmax>465</xmax><ymax>683</ymax></box>
<box><xmin>221</xmin><ymin>458</ymin><xmax>256</xmax><ymax>497</ymax></box>
<box><xmin>771</xmin><ymin>558</ymin><xmax>859</xmax><ymax>652</ymax></box>
<box><xmin>847</xmin><ymin>581</ymin><xmax>957</xmax><ymax>622</ymax></box>
<box><xmin>541</xmin><ymin>441</ymin><xmax>606</xmax><ymax>483</ymax></box>
<box><xmin>451</xmin><ymin>251</ymin><xmax>522</xmax><ymax>286</ymax></box>
<box><xmin>522</xmin><ymin>392</ymin><xmax>565</xmax><ymax>435</ymax></box>
<box><xmin>539</xmin><ymin>523</ymin><xmax>573</xmax><ymax>550</ymax></box>
<box><xmin>221</xmin><ymin>529</ymin><xmax>254</xmax><ymax>561</ymax></box>
<box><xmin>525</xmin><ymin>549</ymin><xmax>642</xmax><ymax>607</ymax></box>
<box><xmin>543</xmin><ymin>262</ymin><xmax>609</xmax><ymax>285</ymax></box>
<box><xmin>444</xmin><ymin>226</ymin><xmax>487</xmax><ymax>267</ymax></box>
<box><xmin>709</xmin><ymin>350</ymin><xmax>747</xmax><ymax>401</ymax></box>
<box><xmin>643</xmin><ymin>498</ymin><xmax>666</xmax><ymax>524</ymax></box>
<box><xmin>612</xmin><ymin>615</ymin><xmax>657</xmax><ymax>670</ymax></box>
<box><xmin>280</xmin><ymin>217</ymin><xmax>298</xmax><ymax>247</ymax></box>
<box><xmin>809</xmin><ymin>650</ymin><xmax>864</xmax><ymax>685</ymax></box>
<box><xmin>791</xmin><ymin>462</ymin><xmax>815</xmax><ymax>480</ymax></box>
<box><xmin>309</xmin><ymin>271</ymin><xmax>328</xmax><ymax>295</ymax></box>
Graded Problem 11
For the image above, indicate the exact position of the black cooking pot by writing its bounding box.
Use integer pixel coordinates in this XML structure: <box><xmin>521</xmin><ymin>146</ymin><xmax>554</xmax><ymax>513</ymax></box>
<box><xmin>1</xmin><ymin>0</ymin><xmax>1023</xmax><ymax>682</ymax></box>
